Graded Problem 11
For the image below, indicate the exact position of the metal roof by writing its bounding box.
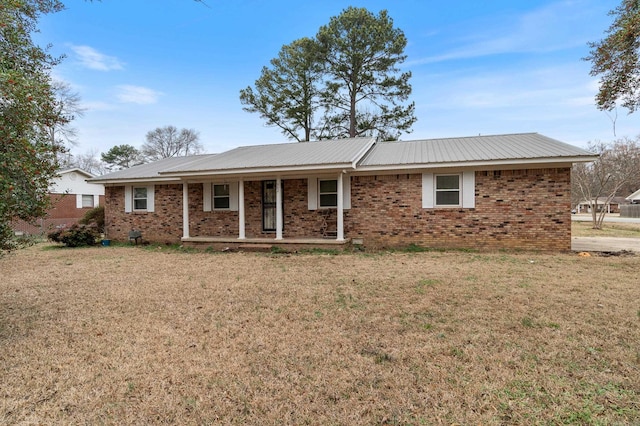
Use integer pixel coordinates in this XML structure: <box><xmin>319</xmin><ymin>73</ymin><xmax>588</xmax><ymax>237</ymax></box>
<box><xmin>89</xmin><ymin>133</ymin><xmax>596</xmax><ymax>183</ymax></box>
<box><xmin>88</xmin><ymin>155</ymin><xmax>212</xmax><ymax>183</ymax></box>
<box><xmin>161</xmin><ymin>137</ymin><xmax>376</xmax><ymax>175</ymax></box>
<box><xmin>358</xmin><ymin>133</ymin><xmax>596</xmax><ymax>168</ymax></box>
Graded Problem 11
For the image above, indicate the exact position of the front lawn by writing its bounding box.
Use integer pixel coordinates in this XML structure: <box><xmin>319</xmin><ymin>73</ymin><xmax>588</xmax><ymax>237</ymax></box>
<box><xmin>572</xmin><ymin>220</ymin><xmax>640</xmax><ymax>238</ymax></box>
<box><xmin>1</xmin><ymin>244</ymin><xmax>639</xmax><ymax>424</ymax></box>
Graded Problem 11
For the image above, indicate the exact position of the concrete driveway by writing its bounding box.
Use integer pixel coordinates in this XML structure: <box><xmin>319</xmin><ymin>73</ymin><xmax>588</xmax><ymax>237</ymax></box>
<box><xmin>572</xmin><ymin>237</ymin><xmax>640</xmax><ymax>253</ymax></box>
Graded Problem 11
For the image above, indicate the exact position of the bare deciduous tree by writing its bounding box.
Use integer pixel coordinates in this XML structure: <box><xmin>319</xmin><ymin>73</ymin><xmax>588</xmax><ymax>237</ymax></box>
<box><xmin>50</xmin><ymin>80</ymin><xmax>86</xmax><ymax>147</ymax></box>
<box><xmin>141</xmin><ymin>126</ymin><xmax>203</xmax><ymax>161</ymax></box>
<box><xmin>572</xmin><ymin>137</ymin><xmax>640</xmax><ymax>229</ymax></box>
<box><xmin>58</xmin><ymin>149</ymin><xmax>108</xmax><ymax>176</ymax></box>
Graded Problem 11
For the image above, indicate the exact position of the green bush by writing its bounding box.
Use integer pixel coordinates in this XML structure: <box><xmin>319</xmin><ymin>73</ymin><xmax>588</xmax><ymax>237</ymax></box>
<box><xmin>79</xmin><ymin>206</ymin><xmax>105</xmax><ymax>233</ymax></box>
<box><xmin>48</xmin><ymin>224</ymin><xmax>100</xmax><ymax>247</ymax></box>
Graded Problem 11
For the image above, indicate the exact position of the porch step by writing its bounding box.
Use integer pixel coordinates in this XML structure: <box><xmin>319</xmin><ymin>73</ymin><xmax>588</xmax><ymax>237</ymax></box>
<box><xmin>238</xmin><ymin>244</ymin><xmax>273</xmax><ymax>252</ymax></box>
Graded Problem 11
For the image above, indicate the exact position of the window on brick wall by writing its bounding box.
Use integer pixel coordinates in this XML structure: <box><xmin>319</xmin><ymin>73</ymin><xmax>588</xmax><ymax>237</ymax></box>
<box><xmin>435</xmin><ymin>174</ymin><xmax>461</xmax><ymax>207</ymax></box>
<box><xmin>422</xmin><ymin>172</ymin><xmax>475</xmax><ymax>209</ymax></box>
<box><xmin>213</xmin><ymin>184</ymin><xmax>231</xmax><ymax>210</ymax></box>
<box><xmin>133</xmin><ymin>187</ymin><xmax>148</xmax><ymax>211</ymax></box>
<box><xmin>81</xmin><ymin>194</ymin><xmax>94</xmax><ymax>208</ymax></box>
<box><xmin>318</xmin><ymin>179</ymin><xmax>338</xmax><ymax>208</ymax></box>
<box><xmin>125</xmin><ymin>185</ymin><xmax>154</xmax><ymax>213</ymax></box>
<box><xmin>203</xmin><ymin>182</ymin><xmax>239</xmax><ymax>212</ymax></box>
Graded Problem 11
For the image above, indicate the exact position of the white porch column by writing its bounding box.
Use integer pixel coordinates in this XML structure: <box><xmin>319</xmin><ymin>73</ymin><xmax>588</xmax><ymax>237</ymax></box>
<box><xmin>276</xmin><ymin>176</ymin><xmax>283</xmax><ymax>240</ymax></box>
<box><xmin>337</xmin><ymin>172</ymin><xmax>345</xmax><ymax>241</ymax></box>
<box><xmin>182</xmin><ymin>182</ymin><xmax>190</xmax><ymax>238</ymax></box>
<box><xmin>238</xmin><ymin>179</ymin><xmax>246</xmax><ymax>239</ymax></box>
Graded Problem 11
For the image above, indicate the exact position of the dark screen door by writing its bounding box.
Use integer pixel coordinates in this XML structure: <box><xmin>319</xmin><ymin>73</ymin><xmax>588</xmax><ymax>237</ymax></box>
<box><xmin>262</xmin><ymin>180</ymin><xmax>283</xmax><ymax>232</ymax></box>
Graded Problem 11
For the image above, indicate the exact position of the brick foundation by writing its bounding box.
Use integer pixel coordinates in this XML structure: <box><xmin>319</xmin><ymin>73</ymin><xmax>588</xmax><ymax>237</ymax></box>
<box><xmin>104</xmin><ymin>168</ymin><xmax>572</xmax><ymax>251</ymax></box>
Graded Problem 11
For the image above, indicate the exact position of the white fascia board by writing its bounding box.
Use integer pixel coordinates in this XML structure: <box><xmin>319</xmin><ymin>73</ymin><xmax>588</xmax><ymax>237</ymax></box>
<box><xmin>59</xmin><ymin>168</ymin><xmax>95</xmax><ymax>179</ymax></box>
<box><xmin>187</xmin><ymin>171</ymin><xmax>349</xmax><ymax>184</ymax></box>
<box><xmin>355</xmin><ymin>157</ymin><xmax>598</xmax><ymax>174</ymax></box>
<box><xmin>626</xmin><ymin>189</ymin><xmax>640</xmax><ymax>201</ymax></box>
<box><xmin>160</xmin><ymin>163</ymin><xmax>357</xmax><ymax>179</ymax></box>
<box><xmin>91</xmin><ymin>177</ymin><xmax>182</xmax><ymax>185</ymax></box>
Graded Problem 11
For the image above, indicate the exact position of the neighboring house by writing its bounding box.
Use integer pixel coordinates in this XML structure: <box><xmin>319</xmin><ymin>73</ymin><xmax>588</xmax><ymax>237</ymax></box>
<box><xmin>626</xmin><ymin>189</ymin><xmax>640</xmax><ymax>204</ymax></box>
<box><xmin>89</xmin><ymin>133</ymin><xmax>596</xmax><ymax>251</ymax></box>
<box><xmin>12</xmin><ymin>168</ymin><xmax>105</xmax><ymax>235</ymax></box>
<box><xmin>621</xmin><ymin>189</ymin><xmax>640</xmax><ymax>218</ymax></box>
<box><xmin>575</xmin><ymin>197</ymin><xmax>628</xmax><ymax>214</ymax></box>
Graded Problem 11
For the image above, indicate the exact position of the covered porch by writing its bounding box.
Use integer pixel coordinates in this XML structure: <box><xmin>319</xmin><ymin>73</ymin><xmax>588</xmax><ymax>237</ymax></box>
<box><xmin>179</xmin><ymin>174</ymin><xmax>350</xmax><ymax>247</ymax></box>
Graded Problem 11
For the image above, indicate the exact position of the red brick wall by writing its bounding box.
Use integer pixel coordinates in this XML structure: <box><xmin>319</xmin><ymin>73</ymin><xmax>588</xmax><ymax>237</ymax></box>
<box><xmin>48</xmin><ymin>193</ymin><xmax>105</xmax><ymax>219</ymax></box>
<box><xmin>105</xmin><ymin>184</ymin><xmax>184</xmax><ymax>243</ymax></box>
<box><xmin>104</xmin><ymin>168</ymin><xmax>572</xmax><ymax>250</ymax></box>
<box><xmin>347</xmin><ymin>169</ymin><xmax>571</xmax><ymax>250</ymax></box>
<box><xmin>190</xmin><ymin>179</ymin><xmax>332</xmax><ymax>239</ymax></box>
<box><xmin>12</xmin><ymin>193</ymin><xmax>106</xmax><ymax>235</ymax></box>
<box><xmin>190</xmin><ymin>183</ymin><xmax>239</xmax><ymax>237</ymax></box>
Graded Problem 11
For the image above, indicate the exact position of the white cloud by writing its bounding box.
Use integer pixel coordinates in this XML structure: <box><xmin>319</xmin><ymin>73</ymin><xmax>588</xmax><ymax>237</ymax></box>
<box><xmin>70</xmin><ymin>45</ymin><xmax>124</xmax><ymax>71</ymax></box>
<box><xmin>116</xmin><ymin>85</ymin><xmax>163</xmax><ymax>104</ymax></box>
<box><xmin>415</xmin><ymin>63</ymin><xmax>595</xmax><ymax>112</ymax></box>
<box><xmin>82</xmin><ymin>101</ymin><xmax>117</xmax><ymax>111</ymax></box>
<box><xmin>409</xmin><ymin>1</ymin><xmax>602</xmax><ymax>65</ymax></box>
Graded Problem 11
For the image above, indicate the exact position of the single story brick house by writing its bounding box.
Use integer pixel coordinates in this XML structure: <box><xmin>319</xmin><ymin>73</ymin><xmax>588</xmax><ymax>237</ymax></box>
<box><xmin>89</xmin><ymin>133</ymin><xmax>596</xmax><ymax>251</ymax></box>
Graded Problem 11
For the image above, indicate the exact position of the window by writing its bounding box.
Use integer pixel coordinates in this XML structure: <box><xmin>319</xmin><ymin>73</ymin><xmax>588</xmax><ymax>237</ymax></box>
<box><xmin>213</xmin><ymin>184</ymin><xmax>230</xmax><ymax>210</ymax></box>
<box><xmin>435</xmin><ymin>174</ymin><xmax>461</xmax><ymax>207</ymax></box>
<box><xmin>422</xmin><ymin>172</ymin><xmax>474</xmax><ymax>209</ymax></box>
<box><xmin>307</xmin><ymin>176</ymin><xmax>351</xmax><ymax>210</ymax></box>
<box><xmin>133</xmin><ymin>187</ymin><xmax>148</xmax><ymax>210</ymax></box>
<box><xmin>81</xmin><ymin>194</ymin><xmax>94</xmax><ymax>208</ymax></box>
<box><xmin>318</xmin><ymin>179</ymin><xmax>338</xmax><ymax>208</ymax></box>
<box><xmin>203</xmin><ymin>182</ymin><xmax>238</xmax><ymax>212</ymax></box>
<box><xmin>125</xmin><ymin>185</ymin><xmax>154</xmax><ymax>213</ymax></box>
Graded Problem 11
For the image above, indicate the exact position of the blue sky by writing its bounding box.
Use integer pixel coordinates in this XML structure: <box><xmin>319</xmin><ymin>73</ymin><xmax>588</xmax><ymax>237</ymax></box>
<box><xmin>36</xmin><ymin>0</ymin><xmax>632</xmax><ymax>157</ymax></box>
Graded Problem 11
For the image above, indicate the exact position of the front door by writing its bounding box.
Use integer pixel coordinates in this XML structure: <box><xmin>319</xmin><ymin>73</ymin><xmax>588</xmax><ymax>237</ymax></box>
<box><xmin>262</xmin><ymin>180</ymin><xmax>283</xmax><ymax>232</ymax></box>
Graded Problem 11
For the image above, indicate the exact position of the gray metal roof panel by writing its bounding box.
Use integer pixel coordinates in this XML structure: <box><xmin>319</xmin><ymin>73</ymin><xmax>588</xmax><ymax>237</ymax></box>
<box><xmin>161</xmin><ymin>137</ymin><xmax>376</xmax><ymax>174</ymax></box>
<box><xmin>89</xmin><ymin>134</ymin><xmax>595</xmax><ymax>183</ymax></box>
<box><xmin>88</xmin><ymin>155</ymin><xmax>213</xmax><ymax>182</ymax></box>
<box><xmin>358</xmin><ymin>133</ymin><xmax>595</xmax><ymax>166</ymax></box>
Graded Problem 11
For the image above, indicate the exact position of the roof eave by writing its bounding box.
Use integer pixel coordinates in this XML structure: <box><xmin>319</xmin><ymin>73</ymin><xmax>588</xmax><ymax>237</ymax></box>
<box><xmin>160</xmin><ymin>163</ymin><xmax>358</xmax><ymax>179</ymax></box>
<box><xmin>58</xmin><ymin>168</ymin><xmax>95</xmax><ymax>178</ymax></box>
<box><xmin>87</xmin><ymin>177</ymin><xmax>184</xmax><ymax>185</ymax></box>
<box><xmin>356</xmin><ymin>155</ymin><xmax>599</xmax><ymax>172</ymax></box>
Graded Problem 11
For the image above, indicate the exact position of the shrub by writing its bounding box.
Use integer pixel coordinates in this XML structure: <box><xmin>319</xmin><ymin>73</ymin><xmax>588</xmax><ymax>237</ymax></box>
<box><xmin>48</xmin><ymin>224</ymin><xmax>100</xmax><ymax>247</ymax></box>
<box><xmin>79</xmin><ymin>206</ymin><xmax>105</xmax><ymax>233</ymax></box>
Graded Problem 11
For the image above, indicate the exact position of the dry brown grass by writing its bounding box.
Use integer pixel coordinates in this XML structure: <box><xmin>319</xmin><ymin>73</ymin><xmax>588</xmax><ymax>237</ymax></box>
<box><xmin>572</xmin><ymin>220</ymin><xmax>640</xmax><ymax>238</ymax></box>
<box><xmin>1</xmin><ymin>243</ymin><xmax>639</xmax><ymax>425</ymax></box>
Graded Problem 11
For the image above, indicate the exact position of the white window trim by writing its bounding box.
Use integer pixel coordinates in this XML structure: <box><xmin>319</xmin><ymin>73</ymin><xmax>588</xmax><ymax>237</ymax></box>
<box><xmin>81</xmin><ymin>194</ymin><xmax>94</xmax><ymax>208</ymax></box>
<box><xmin>308</xmin><ymin>176</ymin><xmax>351</xmax><ymax>210</ymax></box>
<box><xmin>133</xmin><ymin>187</ymin><xmax>149</xmax><ymax>211</ymax></box>
<box><xmin>213</xmin><ymin>183</ymin><xmax>231</xmax><ymax>210</ymax></box>
<box><xmin>435</xmin><ymin>173</ymin><xmax>462</xmax><ymax>207</ymax></box>
<box><xmin>318</xmin><ymin>179</ymin><xmax>338</xmax><ymax>209</ymax></box>
<box><xmin>462</xmin><ymin>171</ymin><xmax>475</xmax><ymax>209</ymax></box>
<box><xmin>422</xmin><ymin>171</ymin><xmax>475</xmax><ymax>209</ymax></box>
<box><xmin>124</xmin><ymin>185</ymin><xmax>155</xmax><ymax>213</ymax></box>
<box><xmin>203</xmin><ymin>182</ymin><xmax>238</xmax><ymax>212</ymax></box>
